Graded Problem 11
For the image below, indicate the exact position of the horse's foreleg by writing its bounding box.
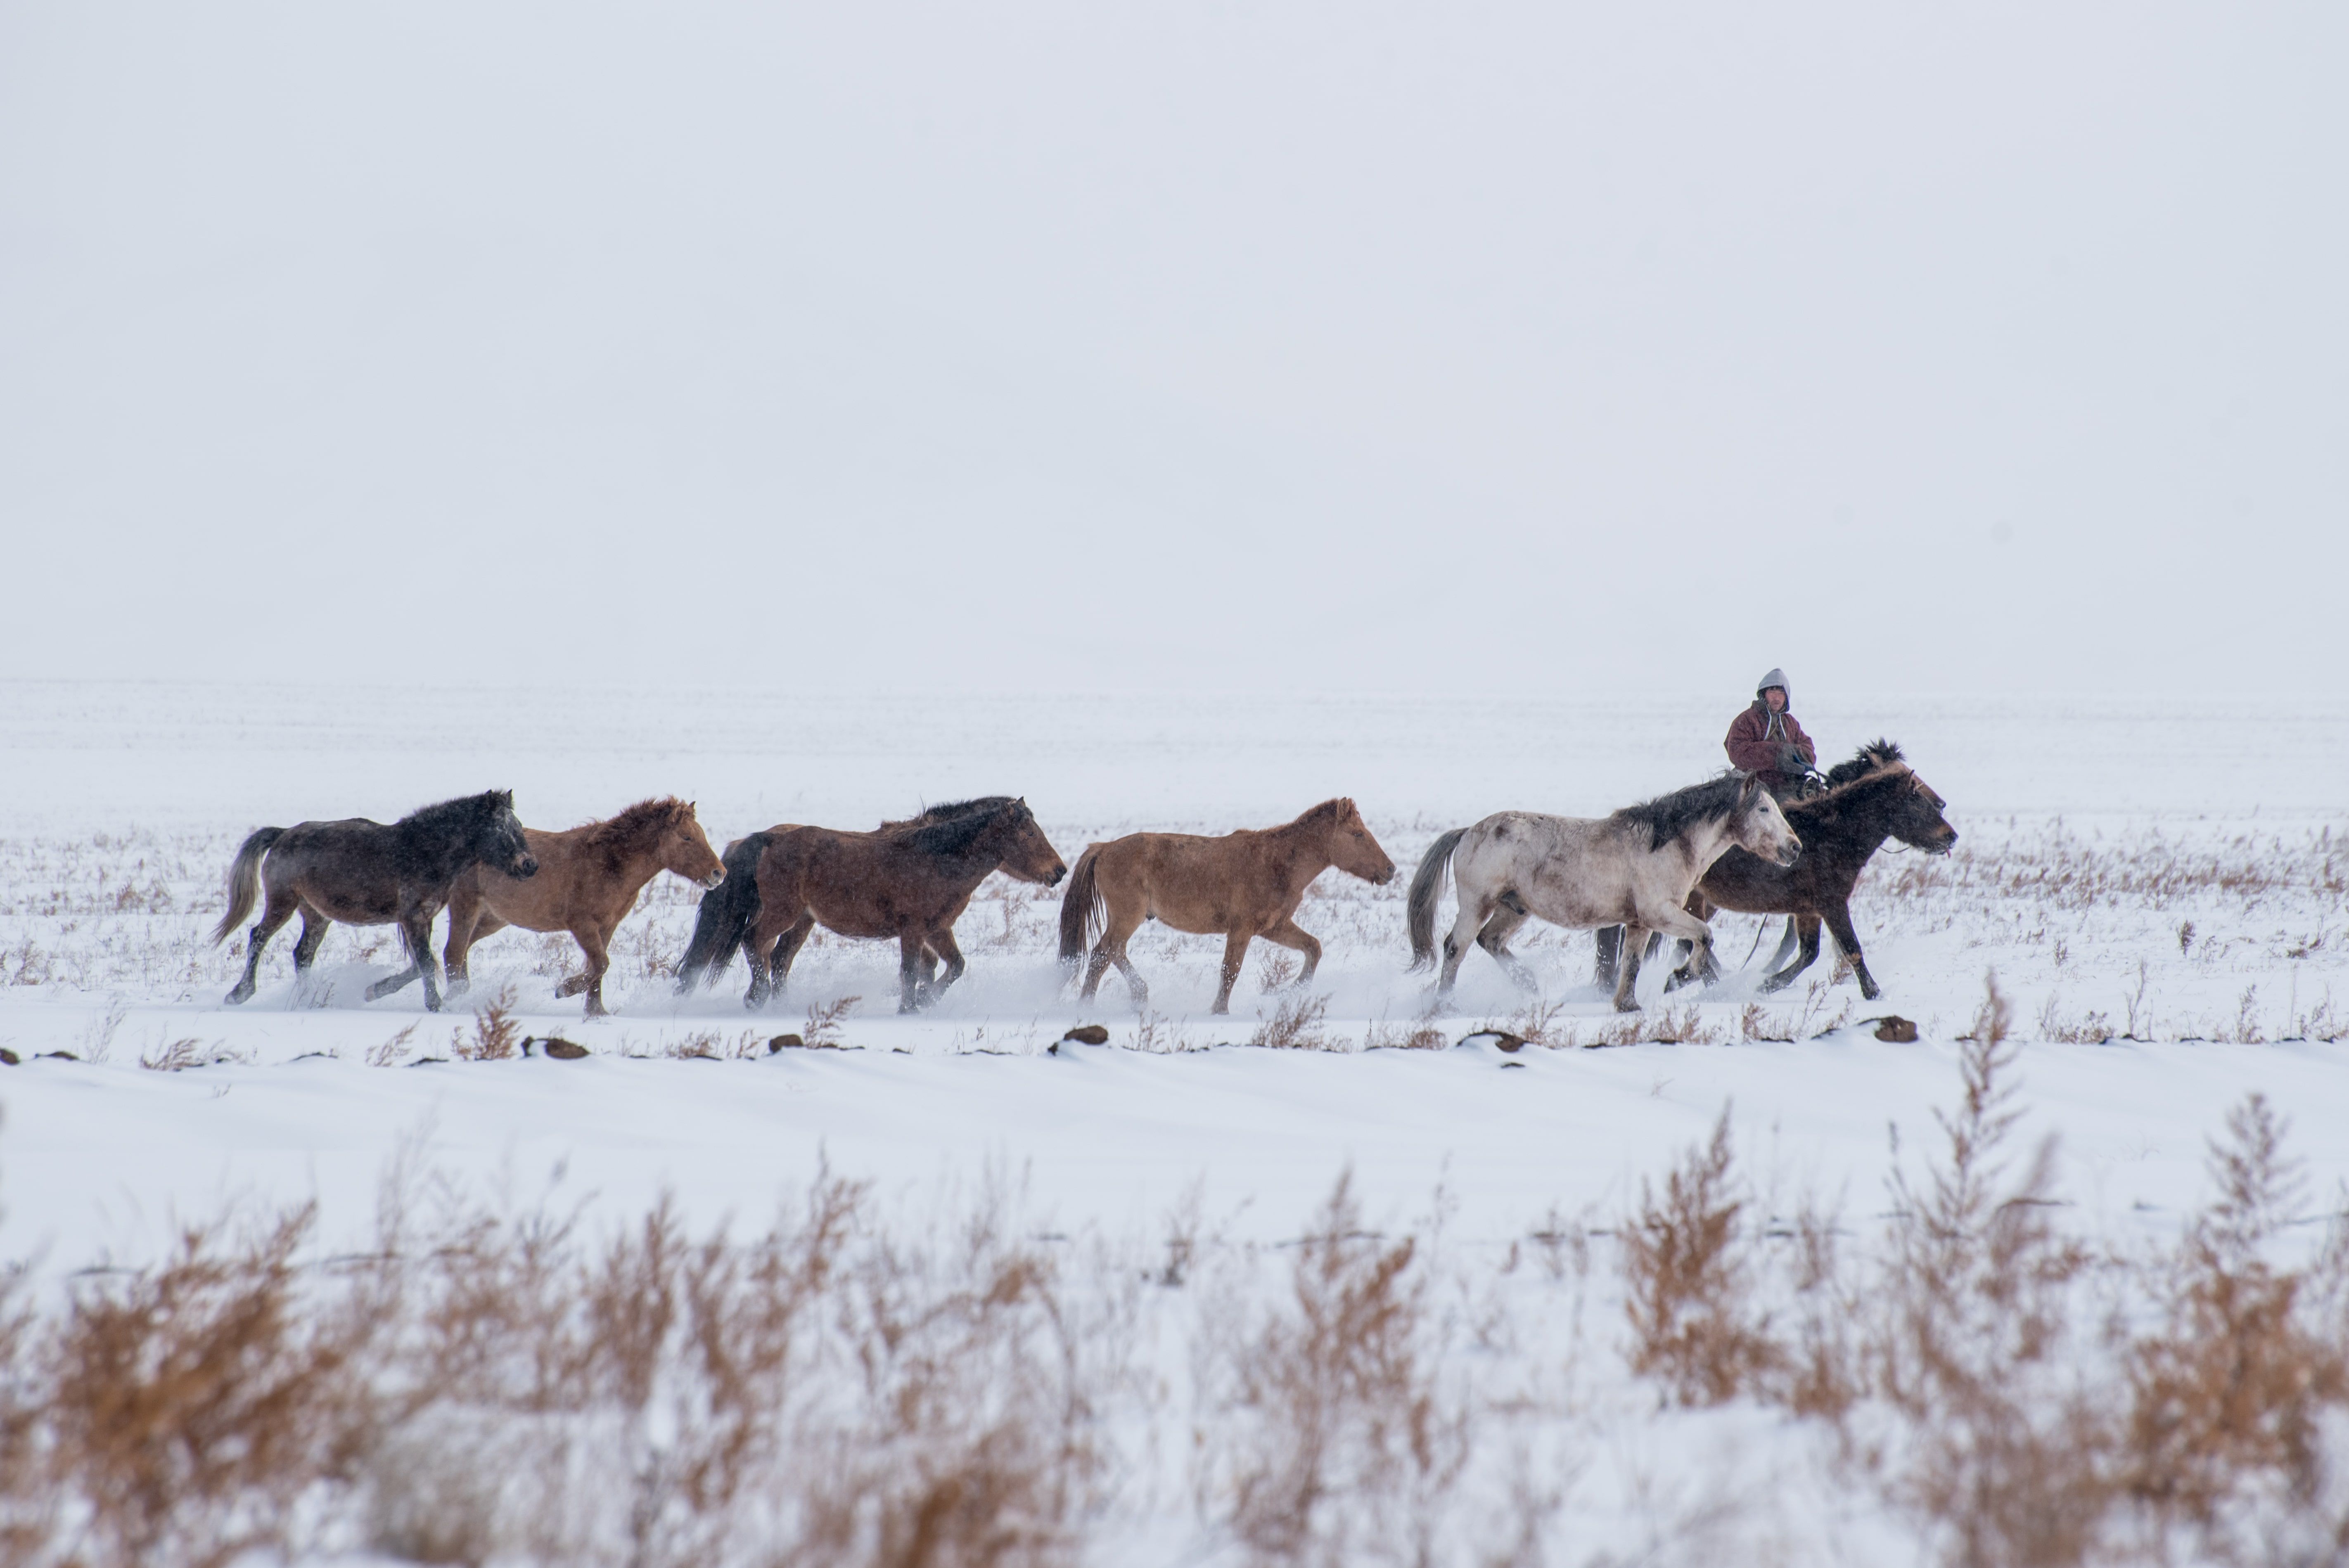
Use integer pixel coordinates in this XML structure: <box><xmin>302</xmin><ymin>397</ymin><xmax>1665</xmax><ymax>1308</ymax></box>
<box><xmin>369</xmin><ymin>907</ymin><xmax>443</xmax><ymax>1010</ymax></box>
<box><xmin>1212</xmin><ymin>932</ymin><xmax>1252</xmax><ymax>1015</ymax></box>
<box><xmin>1259</xmin><ymin>918</ymin><xmax>1322</xmax><ymax>988</ymax></box>
<box><xmin>1631</xmin><ymin>902</ymin><xmax>1716</xmax><ymax>1001</ymax></box>
<box><xmin>227</xmin><ymin>892</ymin><xmax>301</xmax><ymax>1005</ymax></box>
<box><xmin>363</xmin><ymin>907</ymin><xmax>434</xmax><ymax>1003</ymax></box>
<box><xmin>1820</xmin><ymin>904</ymin><xmax>1879</xmax><ymax>1000</ymax></box>
<box><xmin>1759</xmin><ymin>917</ymin><xmax>1823</xmax><ymax>993</ymax></box>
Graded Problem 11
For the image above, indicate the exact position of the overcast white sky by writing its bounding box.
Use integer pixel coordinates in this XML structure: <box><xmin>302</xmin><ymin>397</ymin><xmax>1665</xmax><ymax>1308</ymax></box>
<box><xmin>1</xmin><ymin>3</ymin><xmax>2340</xmax><ymax>699</ymax></box>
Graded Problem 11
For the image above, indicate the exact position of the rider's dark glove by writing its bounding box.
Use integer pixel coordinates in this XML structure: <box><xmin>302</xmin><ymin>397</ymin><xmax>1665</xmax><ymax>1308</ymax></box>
<box><xmin>1776</xmin><ymin>744</ymin><xmax>1810</xmax><ymax>775</ymax></box>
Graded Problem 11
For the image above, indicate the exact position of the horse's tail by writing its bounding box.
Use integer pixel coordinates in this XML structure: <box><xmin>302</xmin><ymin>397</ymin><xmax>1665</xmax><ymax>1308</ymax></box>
<box><xmin>209</xmin><ymin>827</ymin><xmax>284</xmax><ymax>945</ymax></box>
<box><xmin>675</xmin><ymin>831</ymin><xmax>770</xmax><ymax>992</ymax></box>
<box><xmin>1406</xmin><ymin>827</ymin><xmax>1468</xmax><ymax>971</ymax></box>
<box><xmin>1056</xmin><ymin>845</ymin><xmax>1105</xmax><ymax>970</ymax></box>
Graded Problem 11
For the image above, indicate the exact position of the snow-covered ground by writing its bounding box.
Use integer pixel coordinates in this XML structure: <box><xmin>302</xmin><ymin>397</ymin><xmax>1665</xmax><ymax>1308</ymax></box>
<box><xmin>2</xmin><ymin>680</ymin><xmax>2345</xmax><ymax>1563</ymax></box>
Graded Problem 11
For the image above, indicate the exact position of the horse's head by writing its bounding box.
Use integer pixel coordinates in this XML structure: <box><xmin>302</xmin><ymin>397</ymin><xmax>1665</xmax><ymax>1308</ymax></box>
<box><xmin>996</xmin><ymin>798</ymin><xmax>1067</xmax><ymax>887</ymax></box>
<box><xmin>1731</xmin><ymin>774</ymin><xmax>1801</xmax><ymax>867</ymax></box>
<box><xmin>1886</xmin><ymin>767</ymin><xmax>1958</xmax><ymax>855</ymax></box>
<box><xmin>663</xmin><ymin>801</ymin><xmax>728</xmax><ymax>891</ymax></box>
<box><xmin>1322</xmin><ymin>798</ymin><xmax>1396</xmax><ymax>886</ymax></box>
<box><xmin>483</xmin><ymin>789</ymin><xmax>538</xmax><ymax>880</ymax></box>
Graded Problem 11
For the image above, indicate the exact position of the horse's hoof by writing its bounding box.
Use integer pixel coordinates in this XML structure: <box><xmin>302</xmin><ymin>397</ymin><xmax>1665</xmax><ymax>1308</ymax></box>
<box><xmin>1614</xmin><ymin>1001</ymin><xmax>1642</xmax><ymax>1015</ymax></box>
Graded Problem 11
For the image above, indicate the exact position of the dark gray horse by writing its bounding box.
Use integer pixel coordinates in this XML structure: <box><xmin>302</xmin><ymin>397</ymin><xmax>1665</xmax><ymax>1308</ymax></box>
<box><xmin>211</xmin><ymin>790</ymin><xmax>538</xmax><ymax>1011</ymax></box>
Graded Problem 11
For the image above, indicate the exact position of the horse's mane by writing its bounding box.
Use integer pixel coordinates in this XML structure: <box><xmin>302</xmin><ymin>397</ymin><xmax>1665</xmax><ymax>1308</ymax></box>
<box><xmin>1786</xmin><ymin>746</ymin><xmax>1919</xmax><ymax>828</ymax></box>
<box><xmin>396</xmin><ymin>790</ymin><xmax>512</xmax><ymax>836</ymax></box>
<box><xmin>884</xmin><ymin>796</ymin><xmax>1022</xmax><ymax>855</ymax></box>
<box><xmin>579</xmin><ymin>796</ymin><xmax>692</xmax><ymax>870</ymax></box>
<box><xmin>1614</xmin><ymin>774</ymin><xmax>1748</xmax><ymax>853</ymax></box>
<box><xmin>1289</xmin><ymin>798</ymin><xmax>1355</xmax><ymax>831</ymax></box>
<box><xmin>1822</xmin><ymin>739</ymin><xmax>1905</xmax><ymax>789</ymax></box>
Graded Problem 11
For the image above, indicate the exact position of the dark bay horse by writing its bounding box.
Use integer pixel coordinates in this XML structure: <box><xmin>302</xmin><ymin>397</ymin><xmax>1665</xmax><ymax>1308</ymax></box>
<box><xmin>1598</xmin><ymin>741</ymin><xmax>1957</xmax><ymax>1001</ymax></box>
<box><xmin>1408</xmin><ymin>774</ymin><xmax>1800</xmax><ymax>1012</ymax></box>
<box><xmin>1057</xmin><ymin>798</ymin><xmax>1396</xmax><ymax>1014</ymax></box>
<box><xmin>210</xmin><ymin>790</ymin><xmax>537</xmax><ymax>1011</ymax></box>
<box><xmin>442</xmin><ymin>797</ymin><xmax>727</xmax><ymax>1018</ymax></box>
<box><xmin>676</xmin><ymin>796</ymin><xmax>1067</xmax><ymax>1013</ymax></box>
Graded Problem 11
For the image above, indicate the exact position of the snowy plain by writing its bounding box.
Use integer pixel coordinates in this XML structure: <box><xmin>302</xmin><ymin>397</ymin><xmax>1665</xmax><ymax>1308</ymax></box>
<box><xmin>2</xmin><ymin>678</ymin><xmax>2345</xmax><ymax>1563</ymax></box>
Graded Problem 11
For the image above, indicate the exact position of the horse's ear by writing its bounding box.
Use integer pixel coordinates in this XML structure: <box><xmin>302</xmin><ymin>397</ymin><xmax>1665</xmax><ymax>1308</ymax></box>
<box><xmin>1738</xmin><ymin>772</ymin><xmax>1762</xmax><ymax>805</ymax></box>
<box><xmin>499</xmin><ymin>789</ymin><xmax>514</xmax><ymax>808</ymax></box>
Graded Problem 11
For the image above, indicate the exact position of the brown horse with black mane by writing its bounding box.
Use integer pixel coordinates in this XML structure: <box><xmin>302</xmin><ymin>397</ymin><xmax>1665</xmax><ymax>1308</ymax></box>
<box><xmin>1057</xmin><ymin>798</ymin><xmax>1396</xmax><ymax>1014</ymax></box>
<box><xmin>677</xmin><ymin>796</ymin><xmax>1066</xmax><ymax>1013</ymax></box>
<box><xmin>1598</xmin><ymin>741</ymin><xmax>1957</xmax><ymax>1001</ymax></box>
<box><xmin>441</xmin><ymin>797</ymin><xmax>727</xmax><ymax>1018</ymax></box>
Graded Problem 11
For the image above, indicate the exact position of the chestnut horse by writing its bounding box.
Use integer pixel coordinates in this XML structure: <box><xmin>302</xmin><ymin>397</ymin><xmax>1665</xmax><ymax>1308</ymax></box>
<box><xmin>1057</xmin><ymin>798</ymin><xmax>1396</xmax><ymax>1015</ymax></box>
<box><xmin>1407</xmin><ymin>773</ymin><xmax>1801</xmax><ymax>1012</ymax></box>
<box><xmin>441</xmin><ymin>797</ymin><xmax>728</xmax><ymax>1018</ymax></box>
<box><xmin>210</xmin><ymin>790</ymin><xmax>537</xmax><ymax>1012</ymax></box>
<box><xmin>677</xmin><ymin>796</ymin><xmax>1067</xmax><ymax>1013</ymax></box>
<box><xmin>1605</xmin><ymin>741</ymin><xmax>1957</xmax><ymax>1002</ymax></box>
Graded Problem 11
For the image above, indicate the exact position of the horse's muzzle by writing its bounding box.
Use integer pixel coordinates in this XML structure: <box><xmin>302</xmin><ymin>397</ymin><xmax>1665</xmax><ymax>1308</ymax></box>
<box><xmin>514</xmin><ymin>855</ymin><xmax>540</xmax><ymax>879</ymax></box>
<box><xmin>1048</xmin><ymin>865</ymin><xmax>1067</xmax><ymax>887</ymax></box>
<box><xmin>1774</xmin><ymin>843</ymin><xmax>1801</xmax><ymax>867</ymax></box>
<box><xmin>701</xmin><ymin>869</ymin><xmax>726</xmax><ymax>890</ymax></box>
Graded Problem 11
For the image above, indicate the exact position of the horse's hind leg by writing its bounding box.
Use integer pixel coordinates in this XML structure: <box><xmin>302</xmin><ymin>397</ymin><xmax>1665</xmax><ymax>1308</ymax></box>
<box><xmin>918</xmin><ymin>927</ymin><xmax>967</xmax><ymax>1006</ymax></box>
<box><xmin>1260</xmin><ymin>918</ymin><xmax>1322</xmax><ymax>988</ymax></box>
<box><xmin>1474</xmin><ymin>909</ymin><xmax>1538</xmax><ymax>992</ymax></box>
<box><xmin>896</xmin><ymin>931</ymin><xmax>929</xmax><ymax>1013</ymax></box>
<box><xmin>289</xmin><ymin>904</ymin><xmax>336</xmax><ymax>1004</ymax></box>
<box><xmin>1435</xmin><ymin>895</ymin><xmax>1497</xmax><ymax>1001</ymax></box>
<box><xmin>1081</xmin><ymin>909</ymin><xmax>1144</xmax><ymax>1007</ymax></box>
<box><xmin>772</xmin><ymin>916</ymin><xmax>815</xmax><ymax>995</ymax></box>
<box><xmin>1212</xmin><ymin>932</ymin><xmax>1252</xmax><ymax>1015</ymax></box>
<box><xmin>1592</xmin><ymin>926</ymin><xmax>1622</xmax><ymax>990</ymax></box>
<box><xmin>1611</xmin><ymin>924</ymin><xmax>1647</xmax><ymax>1013</ymax></box>
<box><xmin>567</xmin><ymin>925</ymin><xmax>613</xmax><ymax>1017</ymax></box>
<box><xmin>226</xmin><ymin>888</ymin><xmax>302</xmax><ymax>1005</ymax></box>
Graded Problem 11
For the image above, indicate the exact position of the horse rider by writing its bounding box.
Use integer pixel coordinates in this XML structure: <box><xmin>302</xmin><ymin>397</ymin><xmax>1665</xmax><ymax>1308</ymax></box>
<box><xmin>1723</xmin><ymin>668</ymin><xmax>1816</xmax><ymax>800</ymax></box>
<box><xmin>1592</xmin><ymin>668</ymin><xmax>1818</xmax><ymax>988</ymax></box>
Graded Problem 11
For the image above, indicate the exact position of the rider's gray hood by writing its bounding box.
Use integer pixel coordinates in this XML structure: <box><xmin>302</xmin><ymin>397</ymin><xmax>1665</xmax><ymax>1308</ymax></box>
<box><xmin>1755</xmin><ymin>668</ymin><xmax>1790</xmax><ymax>707</ymax></box>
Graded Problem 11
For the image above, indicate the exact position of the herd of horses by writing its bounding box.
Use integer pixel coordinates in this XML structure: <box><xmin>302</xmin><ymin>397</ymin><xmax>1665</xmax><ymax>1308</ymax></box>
<box><xmin>207</xmin><ymin>742</ymin><xmax>1956</xmax><ymax>1021</ymax></box>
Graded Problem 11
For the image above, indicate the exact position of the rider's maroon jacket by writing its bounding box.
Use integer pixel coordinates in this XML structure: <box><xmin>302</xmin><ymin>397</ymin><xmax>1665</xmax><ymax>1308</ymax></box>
<box><xmin>1723</xmin><ymin>702</ymin><xmax>1817</xmax><ymax>794</ymax></box>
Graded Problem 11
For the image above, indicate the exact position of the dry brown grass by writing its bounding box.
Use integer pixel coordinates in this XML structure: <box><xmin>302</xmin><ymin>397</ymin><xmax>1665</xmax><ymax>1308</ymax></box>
<box><xmin>453</xmin><ymin>990</ymin><xmax>520</xmax><ymax>1062</ymax></box>
<box><xmin>0</xmin><ymin>1165</ymin><xmax>1125</xmax><ymax>1568</ymax></box>
<box><xmin>1249</xmin><ymin>991</ymin><xmax>1334</xmax><ymax>1051</ymax></box>
<box><xmin>804</xmin><ymin>992</ymin><xmax>861</xmax><ymax>1049</ymax></box>
<box><xmin>1620</xmin><ymin>1107</ymin><xmax>1781</xmax><ymax>1406</ymax></box>
<box><xmin>1203</xmin><ymin>1173</ymin><xmax>1470</xmax><ymax>1564</ymax></box>
<box><xmin>1597</xmin><ymin>974</ymin><xmax>2349</xmax><ymax>1566</ymax></box>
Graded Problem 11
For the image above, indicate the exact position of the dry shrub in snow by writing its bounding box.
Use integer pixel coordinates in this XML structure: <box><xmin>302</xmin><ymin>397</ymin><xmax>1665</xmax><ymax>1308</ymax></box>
<box><xmin>1200</xmin><ymin>1173</ymin><xmax>1471</xmax><ymax>1565</ymax></box>
<box><xmin>1249</xmin><ymin>991</ymin><xmax>1334</xmax><ymax>1051</ymax></box>
<box><xmin>454</xmin><ymin>990</ymin><xmax>521</xmax><ymax>1061</ymax></box>
<box><xmin>1620</xmin><ymin>1107</ymin><xmax>1780</xmax><ymax>1406</ymax></box>
<box><xmin>1604</xmin><ymin>976</ymin><xmax>2349</xmax><ymax>1567</ymax></box>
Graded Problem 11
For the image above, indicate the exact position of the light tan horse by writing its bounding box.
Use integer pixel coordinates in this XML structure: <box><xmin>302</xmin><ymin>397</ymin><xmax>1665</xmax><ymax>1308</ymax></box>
<box><xmin>1057</xmin><ymin>798</ymin><xmax>1396</xmax><ymax>1014</ymax></box>
<box><xmin>443</xmin><ymin>797</ymin><xmax>726</xmax><ymax>1017</ymax></box>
